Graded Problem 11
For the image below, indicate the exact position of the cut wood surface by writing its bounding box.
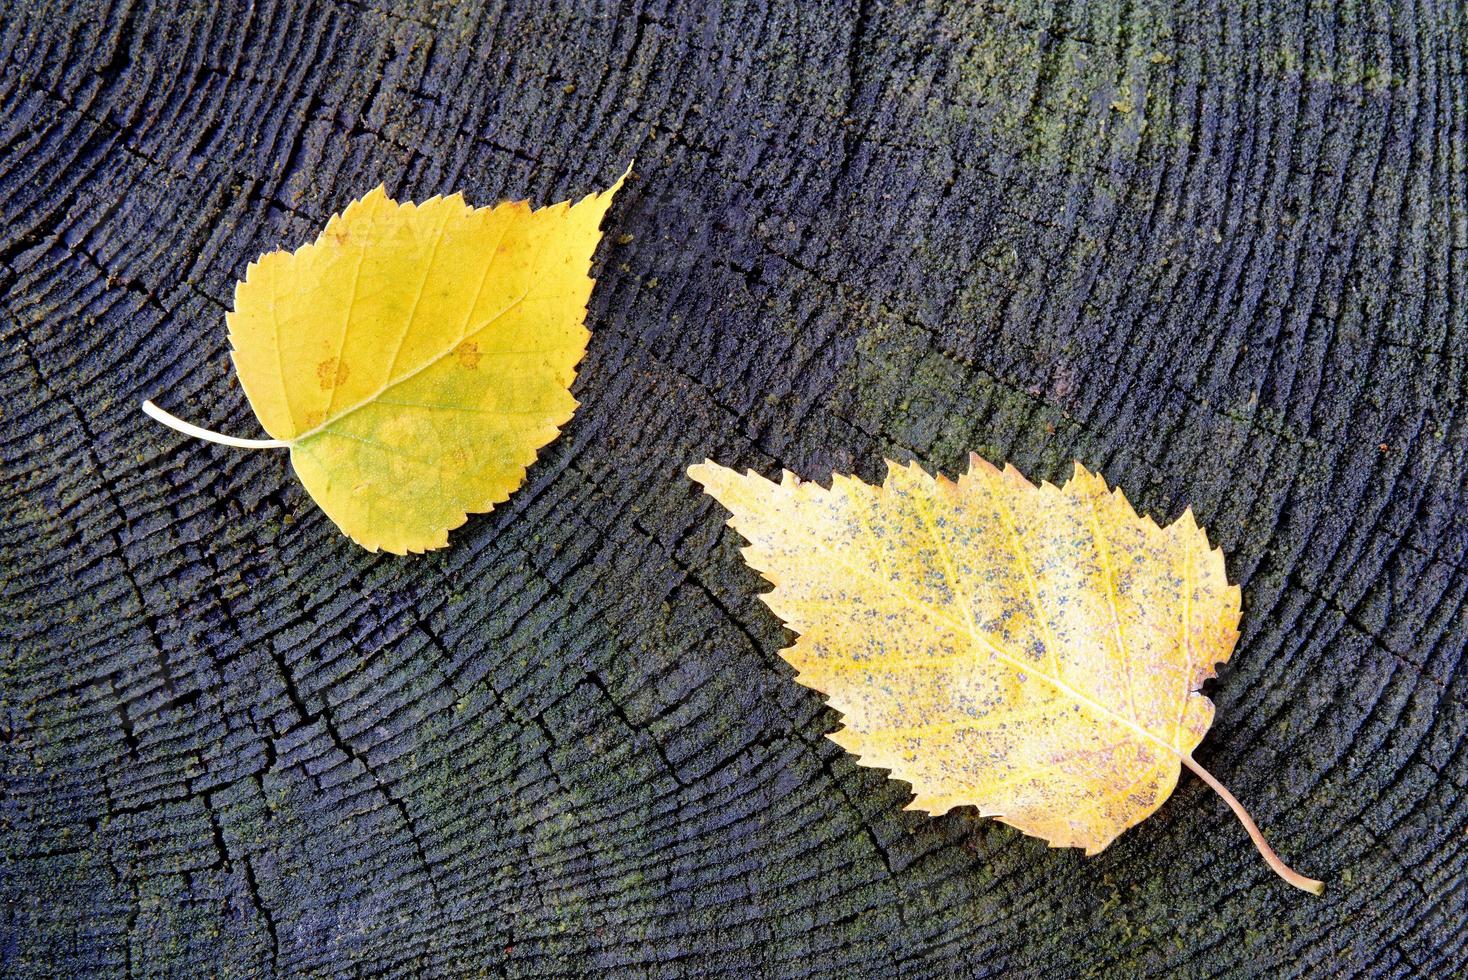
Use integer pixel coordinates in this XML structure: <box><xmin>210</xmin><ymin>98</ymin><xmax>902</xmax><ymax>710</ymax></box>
<box><xmin>2</xmin><ymin>0</ymin><xmax>1464</xmax><ymax>976</ymax></box>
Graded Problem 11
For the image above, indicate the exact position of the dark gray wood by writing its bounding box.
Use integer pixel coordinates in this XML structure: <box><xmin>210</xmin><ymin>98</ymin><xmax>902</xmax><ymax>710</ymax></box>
<box><xmin>2</xmin><ymin>0</ymin><xmax>1465</xmax><ymax>975</ymax></box>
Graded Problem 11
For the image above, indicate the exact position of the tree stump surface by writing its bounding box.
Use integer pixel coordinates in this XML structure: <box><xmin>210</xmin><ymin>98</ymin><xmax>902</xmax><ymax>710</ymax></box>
<box><xmin>3</xmin><ymin>0</ymin><xmax>1465</xmax><ymax>976</ymax></box>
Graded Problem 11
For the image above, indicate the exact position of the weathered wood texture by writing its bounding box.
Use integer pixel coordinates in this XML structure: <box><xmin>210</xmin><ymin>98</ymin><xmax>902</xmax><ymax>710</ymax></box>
<box><xmin>2</xmin><ymin>0</ymin><xmax>1465</xmax><ymax>975</ymax></box>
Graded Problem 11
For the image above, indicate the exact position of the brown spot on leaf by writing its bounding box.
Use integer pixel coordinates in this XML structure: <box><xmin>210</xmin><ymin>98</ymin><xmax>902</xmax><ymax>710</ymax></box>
<box><xmin>303</xmin><ymin>411</ymin><xmax>323</xmax><ymax>428</ymax></box>
<box><xmin>456</xmin><ymin>342</ymin><xmax>481</xmax><ymax>370</ymax></box>
<box><xmin>318</xmin><ymin>357</ymin><xmax>349</xmax><ymax>389</ymax></box>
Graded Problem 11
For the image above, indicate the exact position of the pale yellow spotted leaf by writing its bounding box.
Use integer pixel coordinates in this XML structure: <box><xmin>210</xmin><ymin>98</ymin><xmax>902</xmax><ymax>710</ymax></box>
<box><xmin>144</xmin><ymin>167</ymin><xmax>628</xmax><ymax>553</ymax></box>
<box><xmin>690</xmin><ymin>454</ymin><xmax>1323</xmax><ymax>893</ymax></box>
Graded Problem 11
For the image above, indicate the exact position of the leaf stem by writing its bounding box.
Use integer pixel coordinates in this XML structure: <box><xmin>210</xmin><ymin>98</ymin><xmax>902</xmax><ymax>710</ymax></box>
<box><xmin>141</xmin><ymin>400</ymin><xmax>289</xmax><ymax>449</ymax></box>
<box><xmin>1182</xmin><ymin>754</ymin><xmax>1324</xmax><ymax>895</ymax></box>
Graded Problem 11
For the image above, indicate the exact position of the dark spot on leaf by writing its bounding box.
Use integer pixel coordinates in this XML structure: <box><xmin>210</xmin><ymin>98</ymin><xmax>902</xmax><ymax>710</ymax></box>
<box><xmin>318</xmin><ymin>357</ymin><xmax>349</xmax><ymax>389</ymax></box>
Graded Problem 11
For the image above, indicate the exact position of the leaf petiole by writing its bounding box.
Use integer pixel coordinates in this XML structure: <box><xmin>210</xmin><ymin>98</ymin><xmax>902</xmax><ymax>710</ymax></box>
<box><xmin>1183</xmin><ymin>754</ymin><xmax>1325</xmax><ymax>895</ymax></box>
<box><xmin>141</xmin><ymin>400</ymin><xmax>289</xmax><ymax>450</ymax></box>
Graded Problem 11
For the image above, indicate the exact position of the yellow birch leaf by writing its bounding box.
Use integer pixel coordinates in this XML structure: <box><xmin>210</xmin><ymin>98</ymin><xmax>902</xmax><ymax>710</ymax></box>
<box><xmin>689</xmin><ymin>454</ymin><xmax>1323</xmax><ymax>894</ymax></box>
<box><xmin>144</xmin><ymin>167</ymin><xmax>627</xmax><ymax>553</ymax></box>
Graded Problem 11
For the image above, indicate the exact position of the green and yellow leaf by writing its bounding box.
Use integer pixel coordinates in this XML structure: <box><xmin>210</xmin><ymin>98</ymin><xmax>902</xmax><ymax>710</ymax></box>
<box><xmin>146</xmin><ymin>168</ymin><xmax>627</xmax><ymax>553</ymax></box>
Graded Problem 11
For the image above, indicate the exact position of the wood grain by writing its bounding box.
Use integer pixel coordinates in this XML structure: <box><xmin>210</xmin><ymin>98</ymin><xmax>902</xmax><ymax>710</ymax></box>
<box><xmin>2</xmin><ymin>0</ymin><xmax>1464</xmax><ymax>975</ymax></box>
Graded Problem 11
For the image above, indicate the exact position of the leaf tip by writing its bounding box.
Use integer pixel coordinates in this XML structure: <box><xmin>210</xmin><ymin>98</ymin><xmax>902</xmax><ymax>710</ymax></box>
<box><xmin>688</xmin><ymin>459</ymin><xmax>746</xmax><ymax>501</ymax></box>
